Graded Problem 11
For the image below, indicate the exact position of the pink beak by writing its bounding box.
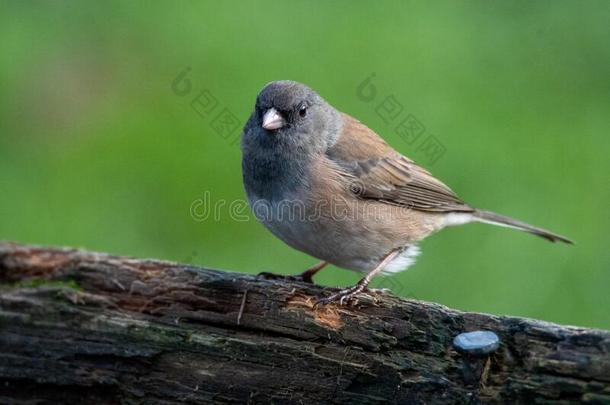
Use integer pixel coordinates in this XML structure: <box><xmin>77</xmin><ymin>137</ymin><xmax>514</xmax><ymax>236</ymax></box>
<box><xmin>262</xmin><ymin>108</ymin><xmax>286</xmax><ymax>130</ymax></box>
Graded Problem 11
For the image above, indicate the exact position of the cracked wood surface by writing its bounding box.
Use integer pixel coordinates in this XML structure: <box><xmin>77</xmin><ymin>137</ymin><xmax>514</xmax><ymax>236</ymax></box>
<box><xmin>0</xmin><ymin>242</ymin><xmax>608</xmax><ymax>404</ymax></box>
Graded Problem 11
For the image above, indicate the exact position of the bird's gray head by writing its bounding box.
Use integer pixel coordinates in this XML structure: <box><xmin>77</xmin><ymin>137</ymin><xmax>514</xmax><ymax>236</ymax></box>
<box><xmin>243</xmin><ymin>81</ymin><xmax>341</xmax><ymax>153</ymax></box>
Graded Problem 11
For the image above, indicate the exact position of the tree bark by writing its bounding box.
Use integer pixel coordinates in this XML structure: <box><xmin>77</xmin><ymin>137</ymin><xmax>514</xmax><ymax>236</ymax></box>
<box><xmin>0</xmin><ymin>242</ymin><xmax>608</xmax><ymax>404</ymax></box>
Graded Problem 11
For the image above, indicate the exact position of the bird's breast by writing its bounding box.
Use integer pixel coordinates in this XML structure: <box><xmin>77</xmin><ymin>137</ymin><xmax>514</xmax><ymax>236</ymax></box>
<box><xmin>244</xmin><ymin>154</ymin><xmax>442</xmax><ymax>272</ymax></box>
<box><xmin>242</xmin><ymin>145</ymin><xmax>311</xmax><ymax>202</ymax></box>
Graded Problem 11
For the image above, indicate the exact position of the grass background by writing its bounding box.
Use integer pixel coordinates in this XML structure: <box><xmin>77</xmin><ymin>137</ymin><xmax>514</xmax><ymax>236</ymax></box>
<box><xmin>1</xmin><ymin>1</ymin><xmax>608</xmax><ymax>329</ymax></box>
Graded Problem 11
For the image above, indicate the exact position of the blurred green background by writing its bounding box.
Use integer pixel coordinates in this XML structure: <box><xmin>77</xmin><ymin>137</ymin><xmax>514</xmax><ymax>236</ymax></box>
<box><xmin>1</xmin><ymin>1</ymin><xmax>608</xmax><ymax>329</ymax></box>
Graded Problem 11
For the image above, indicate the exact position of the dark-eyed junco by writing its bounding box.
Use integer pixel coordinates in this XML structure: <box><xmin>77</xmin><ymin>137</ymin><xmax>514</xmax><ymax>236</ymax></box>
<box><xmin>241</xmin><ymin>80</ymin><xmax>572</xmax><ymax>305</ymax></box>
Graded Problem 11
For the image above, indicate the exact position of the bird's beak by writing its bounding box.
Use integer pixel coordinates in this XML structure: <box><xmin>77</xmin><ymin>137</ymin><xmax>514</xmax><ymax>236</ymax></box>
<box><xmin>262</xmin><ymin>108</ymin><xmax>286</xmax><ymax>131</ymax></box>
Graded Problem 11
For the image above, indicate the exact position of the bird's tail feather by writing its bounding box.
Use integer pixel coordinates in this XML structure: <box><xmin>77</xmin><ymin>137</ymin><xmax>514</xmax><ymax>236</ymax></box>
<box><xmin>473</xmin><ymin>209</ymin><xmax>573</xmax><ymax>244</ymax></box>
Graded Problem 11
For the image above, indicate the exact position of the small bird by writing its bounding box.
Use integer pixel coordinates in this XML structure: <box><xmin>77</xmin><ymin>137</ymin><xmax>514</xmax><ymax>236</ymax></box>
<box><xmin>241</xmin><ymin>80</ymin><xmax>572</xmax><ymax>305</ymax></box>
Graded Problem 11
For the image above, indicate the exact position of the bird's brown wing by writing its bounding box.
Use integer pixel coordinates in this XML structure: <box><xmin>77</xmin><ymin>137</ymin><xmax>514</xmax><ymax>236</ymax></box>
<box><xmin>326</xmin><ymin>114</ymin><xmax>474</xmax><ymax>213</ymax></box>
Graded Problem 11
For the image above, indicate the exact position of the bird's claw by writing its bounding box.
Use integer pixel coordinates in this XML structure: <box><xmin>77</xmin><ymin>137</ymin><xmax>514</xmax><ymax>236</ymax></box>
<box><xmin>315</xmin><ymin>284</ymin><xmax>367</xmax><ymax>307</ymax></box>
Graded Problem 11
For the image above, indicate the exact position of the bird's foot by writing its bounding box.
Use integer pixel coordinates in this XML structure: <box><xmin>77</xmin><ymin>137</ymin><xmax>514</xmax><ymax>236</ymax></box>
<box><xmin>315</xmin><ymin>283</ymin><xmax>368</xmax><ymax>307</ymax></box>
<box><xmin>257</xmin><ymin>271</ymin><xmax>315</xmax><ymax>284</ymax></box>
<box><xmin>257</xmin><ymin>261</ymin><xmax>327</xmax><ymax>284</ymax></box>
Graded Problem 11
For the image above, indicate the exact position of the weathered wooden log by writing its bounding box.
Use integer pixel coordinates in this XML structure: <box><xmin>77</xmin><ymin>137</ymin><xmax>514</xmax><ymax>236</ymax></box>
<box><xmin>0</xmin><ymin>242</ymin><xmax>608</xmax><ymax>404</ymax></box>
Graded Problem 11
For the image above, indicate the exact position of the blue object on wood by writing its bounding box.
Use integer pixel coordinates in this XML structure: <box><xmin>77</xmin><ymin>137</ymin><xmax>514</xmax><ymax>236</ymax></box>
<box><xmin>453</xmin><ymin>330</ymin><xmax>500</xmax><ymax>356</ymax></box>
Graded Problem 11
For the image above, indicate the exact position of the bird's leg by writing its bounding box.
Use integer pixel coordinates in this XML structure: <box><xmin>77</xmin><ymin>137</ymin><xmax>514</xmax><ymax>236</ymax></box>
<box><xmin>316</xmin><ymin>249</ymin><xmax>401</xmax><ymax>306</ymax></box>
<box><xmin>258</xmin><ymin>261</ymin><xmax>328</xmax><ymax>284</ymax></box>
<box><xmin>298</xmin><ymin>261</ymin><xmax>328</xmax><ymax>283</ymax></box>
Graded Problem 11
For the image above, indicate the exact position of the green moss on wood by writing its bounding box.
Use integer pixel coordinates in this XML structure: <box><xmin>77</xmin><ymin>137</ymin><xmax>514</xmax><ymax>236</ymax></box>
<box><xmin>4</xmin><ymin>278</ymin><xmax>82</xmax><ymax>291</ymax></box>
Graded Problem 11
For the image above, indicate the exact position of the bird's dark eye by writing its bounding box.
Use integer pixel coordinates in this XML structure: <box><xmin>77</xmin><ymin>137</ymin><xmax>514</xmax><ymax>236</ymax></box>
<box><xmin>298</xmin><ymin>104</ymin><xmax>307</xmax><ymax>117</ymax></box>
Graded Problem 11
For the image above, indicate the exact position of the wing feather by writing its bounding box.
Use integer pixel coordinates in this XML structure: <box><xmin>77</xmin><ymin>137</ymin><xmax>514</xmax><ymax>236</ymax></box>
<box><xmin>327</xmin><ymin>114</ymin><xmax>474</xmax><ymax>213</ymax></box>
